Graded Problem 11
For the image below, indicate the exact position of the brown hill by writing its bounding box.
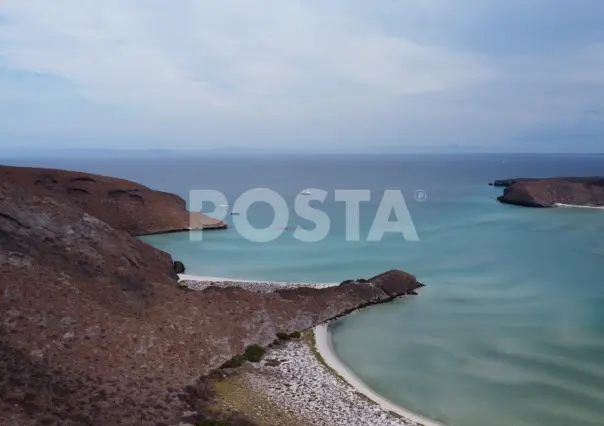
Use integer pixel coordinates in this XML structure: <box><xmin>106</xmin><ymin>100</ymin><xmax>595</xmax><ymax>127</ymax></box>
<box><xmin>495</xmin><ymin>177</ymin><xmax>604</xmax><ymax>207</ymax></box>
<box><xmin>0</xmin><ymin>166</ymin><xmax>423</xmax><ymax>425</ymax></box>
<box><xmin>0</xmin><ymin>165</ymin><xmax>226</xmax><ymax>235</ymax></box>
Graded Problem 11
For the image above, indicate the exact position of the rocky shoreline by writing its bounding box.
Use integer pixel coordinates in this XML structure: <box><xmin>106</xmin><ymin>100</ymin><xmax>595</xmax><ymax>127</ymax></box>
<box><xmin>209</xmin><ymin>332</ymin><xmax>419</xmax><ymax>426</ymax></box>
<box><xmin>176</xmin><ymin>276</ymin><xmax>435</xmax><ymax>426</ymax></box>
<box><xmin>491</xmin><ymin>176</ymin><xmax>604</xmax><ymax>208</ymax></box>
<box><xmin>178</xmin><ymin>274</ymin><xmax>339</xmax><ymax>293</ymax></box>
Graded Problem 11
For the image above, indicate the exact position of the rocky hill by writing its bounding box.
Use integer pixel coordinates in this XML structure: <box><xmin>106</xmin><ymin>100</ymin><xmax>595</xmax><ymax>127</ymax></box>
<box><xmin>0</xmin><ymin>165</ymin><xmax>423</xmax><ymax>426</ymax></box>
<box><xmin>494</xmin><ymin>176</ymin><xmax>604</xmax><ymax>207</ymax></box>
<box><xmin>0</xmin><ymin>165</ymin><xmax>226</xmax><ymax>235</ymax></box>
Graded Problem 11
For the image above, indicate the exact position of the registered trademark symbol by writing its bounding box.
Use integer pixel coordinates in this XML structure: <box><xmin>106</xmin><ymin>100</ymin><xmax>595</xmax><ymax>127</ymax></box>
<box><xmin>414</xmin><ymin>189</ymin><xmax>427</xmax><ymax>202</ymax></box>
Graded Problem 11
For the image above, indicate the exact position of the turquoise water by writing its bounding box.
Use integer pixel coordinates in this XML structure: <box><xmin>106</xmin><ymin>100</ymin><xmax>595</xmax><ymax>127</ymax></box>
<box><xmin>10</xmin><ymin>154</ymin><xmax>604</xmax><ymax>426</ymax></box>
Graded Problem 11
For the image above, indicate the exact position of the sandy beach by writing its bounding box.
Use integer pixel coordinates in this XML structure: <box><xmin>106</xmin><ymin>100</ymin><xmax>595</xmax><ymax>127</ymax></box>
<box><xmin>554</xmin><ymin>203</ymin><xmax>604</xmax><ymax>210</ymax></box>
<box><xmin>314</xmin><ymin>324</ymin><xmax>444</xmax><ymax>426</ymax></box>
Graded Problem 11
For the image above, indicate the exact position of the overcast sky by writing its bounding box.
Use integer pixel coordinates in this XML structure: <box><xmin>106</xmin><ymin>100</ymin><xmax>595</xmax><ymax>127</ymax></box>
<box><xmin>1</xmin><ymin>0</ymin><xmax>604</xmax><ymax>152</ymax></box>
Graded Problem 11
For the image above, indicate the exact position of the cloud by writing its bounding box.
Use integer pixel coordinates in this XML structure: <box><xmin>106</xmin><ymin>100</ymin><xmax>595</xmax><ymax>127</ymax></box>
<box><xmin>0</xmin><ymin>0</ymin><xmax>603</xmax><ymax>150</ymax></box>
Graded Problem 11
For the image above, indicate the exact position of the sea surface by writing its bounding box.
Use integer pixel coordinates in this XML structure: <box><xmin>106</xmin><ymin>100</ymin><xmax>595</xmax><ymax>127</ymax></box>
<box><xmin>7</xmin><ymin>153</ymin><xmax>604</xmax><ymax>426</ymax></box>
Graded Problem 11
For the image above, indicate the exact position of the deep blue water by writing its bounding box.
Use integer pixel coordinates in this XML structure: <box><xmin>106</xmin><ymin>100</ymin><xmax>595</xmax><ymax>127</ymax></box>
<box><xmin>6</xmin><ymin>153</ymin><xmax>604</xmax><ymax>426</ymax></box>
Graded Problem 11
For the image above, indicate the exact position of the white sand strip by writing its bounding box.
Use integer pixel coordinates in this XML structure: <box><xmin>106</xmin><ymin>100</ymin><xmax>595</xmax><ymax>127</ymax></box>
<box><xmin>178</xmin><ymin>274</ymin><xmax>273</xmax><ymax>283</ymax></box>
<box><xmin>554</xmin><ymin>203</ymin><xmax>604</xmax><ymax>210</ymax></box>
<box><xmin>178</xmin><ymin>274</ymin><xmax>336</xmax><ymax>285</ymax></box>
<box><xmin>177</xmin><ymin>274</ymin><xmax>339</xmax><ymax>293</ymax></box>
<box><xmin>314</xmin><ymin>324</ymin><xmax>445</xmax><ymax>426</ymax></box>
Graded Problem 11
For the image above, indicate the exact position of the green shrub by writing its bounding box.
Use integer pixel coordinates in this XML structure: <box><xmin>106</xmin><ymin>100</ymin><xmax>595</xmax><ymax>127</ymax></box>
<box><xmin>276</xmin><ymin>332</ymin><xmax>290</xmax><ymax>341</ymax></box>
<box><xmin>289</xmin><ymin>331</ymin><xmax>301</xmax><ymax>339</ymax></box>
<box><xmin>197</xmin><ymin>420</ymin><xmax>231</xmax><ymax>426</ymax></box>
<box><xmin>219</xmin><ymin>355</ymin><xmax>245</xmax><ymax>369</ymax></box>
<box><xmin>243</xmin><ymin>344</ymin><xmax>266</xmax><ymax>363</ymax></box>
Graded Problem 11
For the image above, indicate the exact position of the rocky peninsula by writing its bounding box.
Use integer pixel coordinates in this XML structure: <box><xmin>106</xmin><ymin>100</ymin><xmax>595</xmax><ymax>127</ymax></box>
<box><xmin>0</xmin><ymin>165</ymin><xmax>425</xmax><ymax>425</ymax></box>
<box><xmin>492</xmin><ymin>176</ymin><xmax>604</xmax><ymax>208</ymax></box>
<box><xmin>0</xmin><ymin>165</ymin><xmax>227</xmax><ymax>234</ymax></box>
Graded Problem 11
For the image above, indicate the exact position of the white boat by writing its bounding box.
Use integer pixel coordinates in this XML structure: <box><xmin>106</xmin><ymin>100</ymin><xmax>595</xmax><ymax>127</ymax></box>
<box><xmin>220</xmin><ymin>204</ymin><xmax>228</xmax><ymax>207</ymax></box>
<box><xmin>300</xmin><ymin>190</ymin><xmax>311</xmax><ymax>195</ymax></box>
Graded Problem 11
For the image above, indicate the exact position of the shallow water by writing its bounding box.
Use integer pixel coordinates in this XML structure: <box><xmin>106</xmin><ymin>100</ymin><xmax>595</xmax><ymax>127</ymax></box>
<box><xmin>10</xmin><ymin>153</ymin><xmax>604</xmax><ymax>426</ymax></box>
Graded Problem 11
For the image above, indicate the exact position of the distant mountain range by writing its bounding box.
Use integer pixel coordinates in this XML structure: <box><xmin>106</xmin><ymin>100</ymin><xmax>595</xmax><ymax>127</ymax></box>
<box><xmin>1</xmin><ymin>144</ymin><xmax>601</xmax><ymax>157</ymax></box>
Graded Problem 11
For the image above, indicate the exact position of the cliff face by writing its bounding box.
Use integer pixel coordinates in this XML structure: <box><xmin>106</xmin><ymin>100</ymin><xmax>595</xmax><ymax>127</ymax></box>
<box><xmin>495</xmin><ymin>177</ymin><xmax>604</xmax><ymax>207</ymax></box>
<box><xmin>0</xmin><ymin>165</ymin><xmax>226</xmax><ymax>235</ymax></box>
<box><xmin>0</xmin><ymin>166</ymin><xmax>423</xmax><ymax>426</ymax></box>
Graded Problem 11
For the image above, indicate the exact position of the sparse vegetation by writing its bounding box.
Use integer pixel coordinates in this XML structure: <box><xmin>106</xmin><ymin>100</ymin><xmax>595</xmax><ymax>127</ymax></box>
<box><xmin>197</xmin><ymin>420</ymin><xmax>231</xmax><ymax>426</ymax></box>
<box><xmin>388</xmin><ymin>410</ymin><xmax>405</xmax><ymax>420</ymax></box>
<box><xmin>180</xmin><ymin>377</ymin><xmax>257</xmax><ymax>426</ymax></box>
<box><xmin>276</xmin><ymin>332</ymin><xmax>290</xmax><ymax>341</ymax></box>
<box><xmin>220</xmin><ymin>355</ymin><xmax>246</xmax><ymax>369</ymax></box>
<box><xmin>177</xmin><ymin>283</ymin><xmax>194</xmax><ymax>292</ymax></box>
<box><xmin>243</xmin><ymin>345</ymin><xmax>266</xmax><ymax>363</ymax></box>
<box><xmin>212</xmin><ymin>375</ymin><xmax>310</xmax><ymax>426</ymax></box>
<box><xmin>196</xmin><ymin>416</ymin><xmax>256</xmax><ymax>426</ymax></box>
<box><xmin>183</xmin><ymin>379</ymin><xmax>218</xmax><ymax>406</ymax></box>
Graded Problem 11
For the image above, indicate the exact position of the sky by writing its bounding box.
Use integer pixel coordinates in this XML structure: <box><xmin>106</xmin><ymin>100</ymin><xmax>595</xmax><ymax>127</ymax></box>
<box><xmin>1</xmin><ymin>0</ymin><xmax>604</xmax><ymax>153</ymax></box>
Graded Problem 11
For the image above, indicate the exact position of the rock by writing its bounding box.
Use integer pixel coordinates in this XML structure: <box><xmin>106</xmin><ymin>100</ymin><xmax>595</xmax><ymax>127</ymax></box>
<box><xmin>490</xmin><ymin>178</ymin><xmax>531</xmax><ymax>187</ymax></box>
<box><xmin>369</xmin><ymin>269</ymin><xmax>423</xmax><ymax>297</ymax></box>
<box><xmin>173</xmin><ymin>260</ymin><xmax>186</xmax><ymax>274</ymax></box>
<box><xmin>495</xmin><ymin>177</ymin><xmax>604</xmax><ymax>207</ymax></box>
<box><xmin>29</xmin><ymin>349</ymin><xmax>44</xmax><ymax>360</ymax></box>
<box><xmin>265</xmin><ymin>359</ymin><xmax>282</xmax><ymax>367</ymax></box>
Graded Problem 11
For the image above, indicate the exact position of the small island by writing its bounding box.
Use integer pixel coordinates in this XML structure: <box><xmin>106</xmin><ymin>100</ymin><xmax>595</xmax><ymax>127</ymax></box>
<box><xmin>491</xmin><ymin>176</ymin><xmax>604</xmax><ymax>208</ymax></box>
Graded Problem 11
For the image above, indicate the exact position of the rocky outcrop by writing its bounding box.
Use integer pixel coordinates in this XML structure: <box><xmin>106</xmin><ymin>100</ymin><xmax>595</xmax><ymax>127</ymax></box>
<box><xmin>0</xmin><ymin>165</ymin><xmax>227</xmax><ymax>235</ymax></box>
<box><xmin>490</xmin><ymin>176</ymin><xmax>604</xmax><ymax>188</ymax></box>
<box><xmin>494</xmin><ymin>177</ymin><xmax>604</xmax><ymax>207</ymax></box>
<box><xmin>490</xmin><ymin>178</ymin><xmax>538</xmax><ymax>187</ymax></box>
<box><xmin>0</xmin><ymin>166</ymin><xmax>425</xmax><ymax>426</ymax></box>
<box><xmin>173</xmin><ymin>260</ymin><xmax>186</xmax><ymax>274</ymax></box>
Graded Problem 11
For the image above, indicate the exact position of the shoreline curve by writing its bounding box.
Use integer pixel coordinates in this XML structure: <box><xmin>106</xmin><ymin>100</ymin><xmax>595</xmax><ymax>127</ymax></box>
<box><xmin>553</xmin><ymin>203</ymin><xmax>604</xmax><ymax>210</ymax></box>
<box><xmin>314</xmin><ymin>323</ymin><xmax>445</xmax><ymax>426</ymax></box>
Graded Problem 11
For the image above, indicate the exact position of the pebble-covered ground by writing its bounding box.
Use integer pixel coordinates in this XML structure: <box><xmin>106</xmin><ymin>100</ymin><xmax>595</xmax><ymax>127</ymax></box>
<box><xmin>178</xmin><ymin>275</ymin><xmax>338</xmax><ymax>293</ymax></box>
<box><xmin>244</xmin><ymin>339</ymin><xmax>419</xmax><ymax>426</ymax></box>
